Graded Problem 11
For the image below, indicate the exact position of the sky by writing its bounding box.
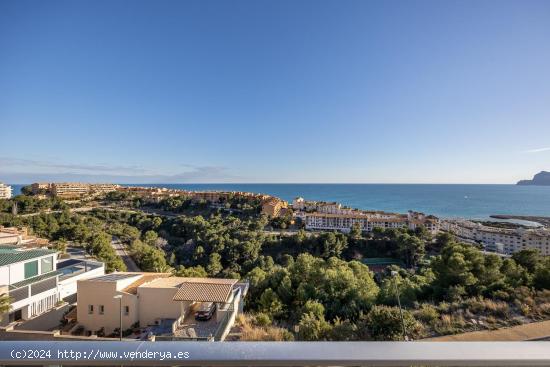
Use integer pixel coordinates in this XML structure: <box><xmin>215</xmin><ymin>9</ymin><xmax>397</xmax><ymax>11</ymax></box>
<box><xmin>1</xmin><ymin>0</ymin><xmax>550</xmax><ymax>184</ymax></box>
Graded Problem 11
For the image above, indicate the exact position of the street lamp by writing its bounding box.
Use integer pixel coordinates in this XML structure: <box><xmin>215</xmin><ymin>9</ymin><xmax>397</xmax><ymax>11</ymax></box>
<box><xmin>391</xmin><ymin>270</ymin><xmax>407</xmax><ymax>341</ymax></box>
<box><xmin>113</xmin><ymin>295</ymin><xmax>122</xmax><ymax>341</ymax></box>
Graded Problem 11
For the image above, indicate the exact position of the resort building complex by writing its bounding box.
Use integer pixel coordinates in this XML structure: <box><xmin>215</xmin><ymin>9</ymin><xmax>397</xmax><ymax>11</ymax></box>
<box><xmin>28</xmin><ymin>182</ymin><xmax>120</xmax><ymax>198</ymax></box>
<box><xmin>442</xmin><ymin>220</ymin><xmax>550</xmax><ymax>256</ymax></box>
<box><xmin>51</xmin><ymin>183</ymin><xmax>119</xmax><ymax>198</ymax></box>
<box><xmin>293</xmin><ymin>197</ymin><xmax>441</xmax><ymax>234</ymax></box>
<box><xmin>0</xmin><ymin>183</ymin><xmax>12</xmax><ymax>199</ymax></box>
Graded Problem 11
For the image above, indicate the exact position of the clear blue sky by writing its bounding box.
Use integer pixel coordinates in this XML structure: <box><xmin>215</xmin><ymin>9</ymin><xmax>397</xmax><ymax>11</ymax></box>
<box><xmin>1</xmin><ymin>0</ymin><xmax>550</xmax><ymax>184</ymax></box>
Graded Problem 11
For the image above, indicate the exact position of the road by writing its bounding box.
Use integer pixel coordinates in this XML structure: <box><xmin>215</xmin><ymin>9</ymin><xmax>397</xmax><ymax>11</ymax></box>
<box><xmin>111</xmin><ymin>237</ymin><xmax>141</xmax><ymax>272</ymax></box>
<box><xmin>19</xmin><ymin>206</ymin><xmax>107</xmax><ymax>217</ymax></box>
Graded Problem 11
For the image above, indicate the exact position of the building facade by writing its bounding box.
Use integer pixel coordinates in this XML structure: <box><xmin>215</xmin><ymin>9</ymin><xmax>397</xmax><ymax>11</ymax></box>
<box><xmin>261</xmin><ymin>197</ymin><xmax>288</xmax><ymax>217</ymax></box>
<box><xmin>0</xmin><ymin>183</ymin><xmax>12</xmax><ymax>199</ymax></box>
<box><xmin>77</xmin><ymin>273</ymin><xmax>244</xmax><ymax>340</ymax></box>
<box><xmin>305</xmin><ymin>210</ymin><xmax>440</xmax><ymax>234</ymax></box>
<box><xmin>0</xmin><ymin>246</ymin><xmax>104</xmax><ymax>325</ymax></box>
<box><xmin>50</xmin><ymin>183</ymin><xmax>119</xmax><ymax>198</ymax></box>
<box><xmin>442</xmin><ymin>220</ymin><xmax>550</xmax><ymax>255</ymax></box>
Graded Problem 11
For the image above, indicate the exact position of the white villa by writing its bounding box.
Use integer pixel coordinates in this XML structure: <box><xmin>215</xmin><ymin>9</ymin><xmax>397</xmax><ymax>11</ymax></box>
<box><xmin>0</xmin><ymin>245</ymin><xmax>104</xmax><ymax>325</ymax></box>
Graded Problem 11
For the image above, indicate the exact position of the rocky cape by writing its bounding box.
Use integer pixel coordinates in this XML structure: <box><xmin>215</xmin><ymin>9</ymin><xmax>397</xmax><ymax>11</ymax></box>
<box><xmin>517</xmin><ymin>171</ymin><xmax>550</xmax><ymax>186</ymax></box>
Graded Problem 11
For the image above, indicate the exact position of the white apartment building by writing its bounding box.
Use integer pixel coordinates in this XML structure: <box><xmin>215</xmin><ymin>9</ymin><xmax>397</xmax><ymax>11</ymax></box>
<box><xmin>0</xmin><ymin>246</ymin><xmax>104</xmax><ymax>325</ymax></box>
<box><xmin>292</xmin><ymin>197</ymin><xmax>306</xmax><ymax>210</ymax></box>
<box><xmin>305</xmin><ymin>212</ymin><xmax>440</xmax><ymax>233</ymax></box>
<box><xmin>442</xmin><ymin>220</ymin><xmax>550</xmax><ymax>256</ymax></box>
<box><xmin>0</xmin><ymin>183</ymin><xmax>12</xmax><ymax>199</ymax></box>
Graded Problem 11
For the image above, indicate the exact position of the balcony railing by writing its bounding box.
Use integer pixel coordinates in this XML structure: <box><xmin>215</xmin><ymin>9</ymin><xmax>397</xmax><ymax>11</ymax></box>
<box><xmin>8</xmin><ymin>272</ymin><xmax>59</xmax><ymax>303</ymax></box>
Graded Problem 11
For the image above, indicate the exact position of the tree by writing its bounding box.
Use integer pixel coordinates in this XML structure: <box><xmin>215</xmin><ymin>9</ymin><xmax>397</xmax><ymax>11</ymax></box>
<box><xmin>350</xmin><ymin>223</ymin><xmax>363</xmax><ymax>240</ymax></box>
<box><xmin>52</xmin><ymin>239</ymin><xmax>67</xmax><ymax>254</ymax></box>
<box><xmin>397</xmin><ymin>233</ymin><xmax>425</xmax><ymax>267</ymax></box>
<box><xmin>378</xmin><ymin>273</ymin><xmax>424</xmax><ymax>307</ymax></box>
<box><xmin>259</xmin><ymin>288</ymin><xmax>284</xmax><ymax>318</ymax></box>
<box><xmin>431</xmin><ymin>232</ymin><xmax>455</xmax><ymax>252</ymax></box>
<box><xmin>0</xmin><ymin>293</ymin><xmax>10</xmax><ymax>321</ymax></box>
<box><xmin>141</xmin><ymin>247</ymin><xmax>170</xmax><ymax>272</ymax></box>
<box><xmin>207</xmin><ymin>252</ymin><xmax>223</xmax><ymax>276</ymax></box>
<box><xmin>20</xmin><ymin>185</ymin><xmax>33</xmax><ymax>196</ymax></box>
<box><xmin>317</xmin><ymin>232</ymin><xmax>348</xmax><ymax>258</ymax></box>
<box><xmin>297</xmin><ymin>312</ymin><xmax>331</xmax><ymax>341</ymax></box>
<box><xmin>363</xmin><ymin>305</ymin><xmax>421</xmax><ymax>341</ymax></box>
<box><xmin>143</xmin><ymin>230</ymin><xmax>158</xmax><ymax>247</ymax></box>
<box><xmin>430</xmin><ymin>243</ymin><xmax>504</xmax><ymax>299</ymax></box>
<box><xmin>534</xmin><ymin>257</ymin><xmax>550</xmax><ymax>290</ymax></box>
<box><xmin>512</xmin><ymin>249</ymin><xmax>542</xmax><ymax>274</ymax></box>
<box><xmin>301</xmin><ymin>300</ymin><xmax>325</xmax><ymax>320</ymax></box>
<box><xmin>175</xmin><ymin>265</ymin><xmax>208</xmax><ymax>277</ymax></box>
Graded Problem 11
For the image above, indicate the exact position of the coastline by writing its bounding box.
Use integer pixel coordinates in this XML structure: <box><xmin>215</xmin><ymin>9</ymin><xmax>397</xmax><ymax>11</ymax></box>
<box><xmin>8</xmin><ymin>183</ymin><xmax>550</xmax><ymax>220</ymax></box>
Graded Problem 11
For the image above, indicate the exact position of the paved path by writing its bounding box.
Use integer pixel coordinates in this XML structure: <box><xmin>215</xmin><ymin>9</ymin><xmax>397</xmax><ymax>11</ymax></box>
<box><xmin>111</xmin><ymin>237</ymin><xmax>140</xmax><ymax>272</ymax></box>
<box><xmin>19</xmin><ymin>206</ymin><xmax>107</xmax><ymax>217</ymax></box>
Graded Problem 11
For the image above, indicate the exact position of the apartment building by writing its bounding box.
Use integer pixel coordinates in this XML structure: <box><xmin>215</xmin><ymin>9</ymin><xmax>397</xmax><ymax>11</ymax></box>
<box><xmin>305</xmin><ymin>210</ymin><xmax>440</xmax><ymax>234</ymax></box>
<box><xmin>89</xmin><ymin>183</ymin><xmax>120</xmax><ymax>194</ymax></box>
<box><xmin>261</xmin><ymin>197</ymin><xmax>288</xmax><ymax>217</ymax></box>
<box><xmin>0</xmin><ymin>246</ymin><xmax>104</xmax><ymax>324</ymax></box>
<box><xmin>50</xmin><ymin>183</ymin><xmax>119</xmax><ymax>198</ymax></box>
<box><xmin>77</xmin><ymin>273</ymin><xmax>245</xmax><ymax>340</ymax></box>
<box><xmin>0</xmin><ymin>183</ymin><xmax>12</xmax><ymax>199</ymax></box>
<box><xmin>443</xmin><ymin>220</ymin><xmax>550</xmax><ymax>255</ymax></box>
<box><xmin>51</xmin><ymin>183</ymin><xmax>90</xmax><ymax>198</ymax></box>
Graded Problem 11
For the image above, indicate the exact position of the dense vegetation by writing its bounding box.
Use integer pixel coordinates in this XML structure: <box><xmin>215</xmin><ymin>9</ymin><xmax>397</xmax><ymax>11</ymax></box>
<box><xmin>0</xmin><ymin>195</ymin><xmax>68</xmax><ymax>215</ymax></box>
<box><xmin>1</xmin><ymin>193</ymin><xmax>549</xmax><ymax>340</ymax></box>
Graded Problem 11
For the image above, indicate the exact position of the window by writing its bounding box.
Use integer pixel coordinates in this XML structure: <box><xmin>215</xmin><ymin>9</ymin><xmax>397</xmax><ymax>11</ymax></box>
<box><xmin>99</xmin><ymin>305</ymin><xmax>104</xmax><ymax>315</ymax></box>
<box><xmin>88</xmin><ymin>305</ymin><xmax>94</xmax><ymax>314</ymax></box>
<box><xmin>124</xmin><ymin>306</ymin><xmax>129</xmax><ymax>315</ymax></box>
<box><xmin>41</xmin><ymin>256</ymin><xmax>53</xmax><ymax>274</ymax></box>
<box><xmin>24</xmin><ymin>260</ymin><xmax>38</xmax><ymax>279</ymax></box>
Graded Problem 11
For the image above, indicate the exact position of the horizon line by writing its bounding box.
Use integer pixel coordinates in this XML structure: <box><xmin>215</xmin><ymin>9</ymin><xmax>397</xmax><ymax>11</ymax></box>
<box><xmin>6</xmin><ymin>182</ymin><xmax>524</xmax><ymax>185</ymax></box>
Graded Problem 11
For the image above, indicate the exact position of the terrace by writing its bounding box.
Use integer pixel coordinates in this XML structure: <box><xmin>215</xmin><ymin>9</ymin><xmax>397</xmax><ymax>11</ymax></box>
<box><xmin>57</xmin><ymin>259</ymin><xmax>103</xmax><ymax>280</ymax></box>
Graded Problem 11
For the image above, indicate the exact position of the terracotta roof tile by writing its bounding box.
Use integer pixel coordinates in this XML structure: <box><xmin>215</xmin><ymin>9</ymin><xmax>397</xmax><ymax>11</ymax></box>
<box><xmin>172</xmin><ymin>278</ymin><xmax>238</xmax><ymax>303</ymax></box>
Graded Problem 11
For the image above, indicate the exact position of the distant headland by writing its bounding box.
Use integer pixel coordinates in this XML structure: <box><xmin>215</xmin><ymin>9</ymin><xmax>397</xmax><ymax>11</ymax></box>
<box><xmin>517</xmin><ymin>171</ymin><xmax>550</xmax><ymax>186</ymax></box>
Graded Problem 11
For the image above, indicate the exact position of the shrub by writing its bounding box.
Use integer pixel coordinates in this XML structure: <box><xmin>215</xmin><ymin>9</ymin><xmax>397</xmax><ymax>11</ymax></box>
<box><xmin>364</xmin><ymin>305</ymin><xmax>422</xmax><ymax>341</ymax></box>
<box><xmin>254</xmin><ymin>313</ymin><xmax>272</xmax><ymax>327</ymax></box>
<box><xmin>414</xmin><ymin>304</ymin><xmax>439</xmax><ymax>325</ymax></box>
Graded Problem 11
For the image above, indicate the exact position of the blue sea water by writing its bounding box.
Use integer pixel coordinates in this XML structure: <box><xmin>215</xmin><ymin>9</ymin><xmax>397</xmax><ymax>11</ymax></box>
<box><xmin>11</xmin><ymin>183</ymin><xmax>550</xmax><ymax>219</ymax></box>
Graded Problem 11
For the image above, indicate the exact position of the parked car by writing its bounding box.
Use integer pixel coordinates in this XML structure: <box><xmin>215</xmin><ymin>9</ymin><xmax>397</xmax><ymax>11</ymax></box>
<box><xmin>195</xmin><ymin>302</ymin><xmax>217</xmax><ymax>321</ymax></box>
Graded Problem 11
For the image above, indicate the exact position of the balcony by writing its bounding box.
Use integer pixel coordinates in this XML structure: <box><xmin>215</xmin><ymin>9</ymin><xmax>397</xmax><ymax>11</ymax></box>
<box><xmin>8</xmin><ymin>271</ymin><xmax>59</xmax><ymax>303</ymax></box>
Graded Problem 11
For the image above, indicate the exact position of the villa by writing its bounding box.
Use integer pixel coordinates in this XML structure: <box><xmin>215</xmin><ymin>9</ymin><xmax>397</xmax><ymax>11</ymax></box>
<box><xmin>0</xmin><ymin>245</ymin><xmax>104</xmax><ymax>325</ymax></box>
<box><xmin>77</xmin><ymin>272</ymin><xmax>247</xmax><ymax>341</ymax></box>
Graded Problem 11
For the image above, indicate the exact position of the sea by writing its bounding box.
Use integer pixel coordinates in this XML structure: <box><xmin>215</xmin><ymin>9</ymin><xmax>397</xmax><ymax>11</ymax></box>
<box><xmin>9</xmin><ymin>183</ymin><xmax>550</xmax><ymax>220</ymax></box>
